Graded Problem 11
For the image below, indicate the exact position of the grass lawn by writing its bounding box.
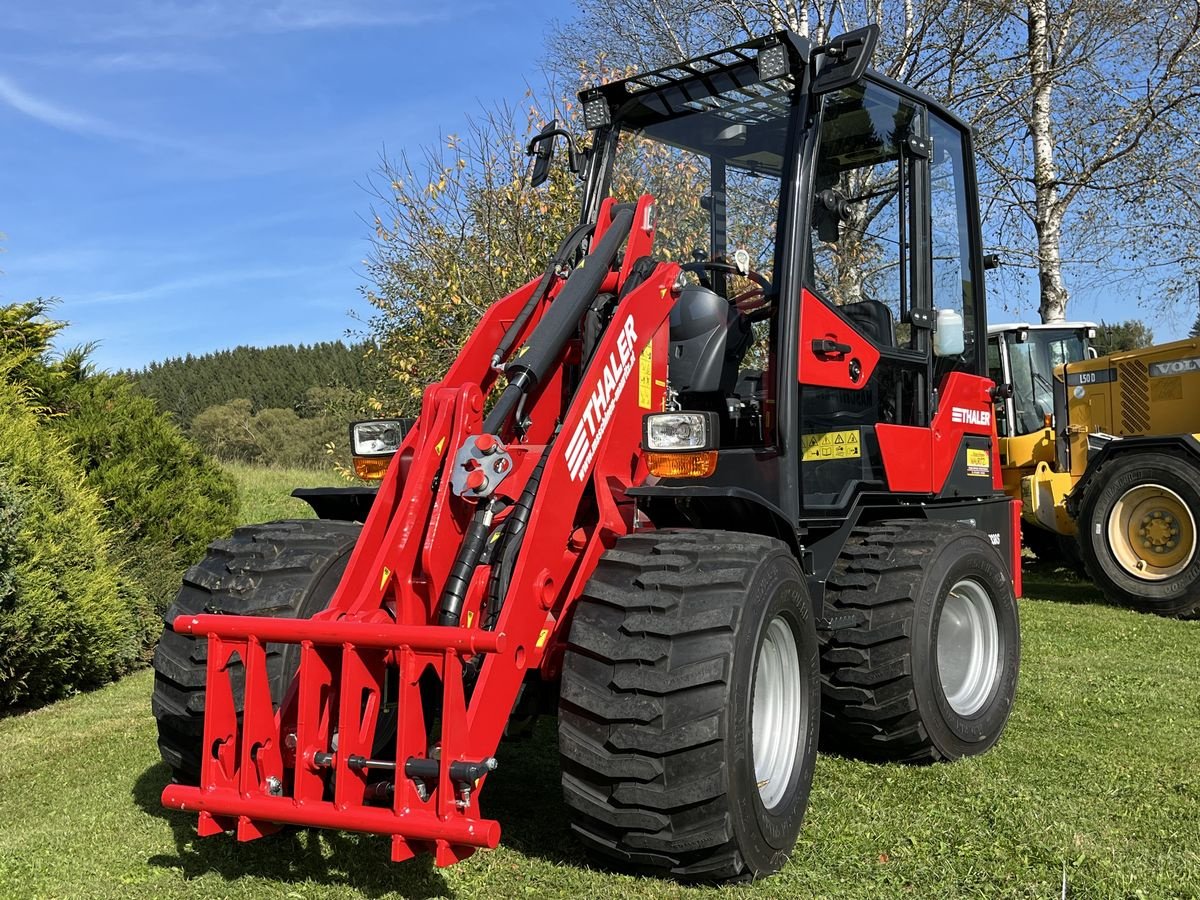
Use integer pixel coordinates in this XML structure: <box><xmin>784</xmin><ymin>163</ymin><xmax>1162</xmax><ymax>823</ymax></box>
<box><xmin>221</xmin><ymin>461</ymin><xmax>343</xmax><ymax>523</ymax></box>
<box><xmin>0</xmin><ymin>466</ymin><xmax>1196</xmax><ymax>898</ymax></box>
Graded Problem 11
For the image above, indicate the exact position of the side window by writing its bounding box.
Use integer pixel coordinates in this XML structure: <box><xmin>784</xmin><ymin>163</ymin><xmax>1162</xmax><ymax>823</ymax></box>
<box><xmin>929</xmin><ymin>114</ymin><xmax>979</xmax><ymax>370</ymax></box>
<box><xmin>808</xmin><ymin>82</ymin><xmax>924</xmax><ymax>348</ymax></box>
<box><xmin>987</xmin><ymin>336</ymin><xmax>1010</xmax><ymax>437</ymax></box>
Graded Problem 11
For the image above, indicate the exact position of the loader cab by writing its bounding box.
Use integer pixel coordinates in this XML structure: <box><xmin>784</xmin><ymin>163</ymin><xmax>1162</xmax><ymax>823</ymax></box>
<box><xmin>580</xmin><ymin>28</ymin><xmax>995</xmax><ymax>538</ymax></box>
<box><xmin>987</xmin><ymin>322</ymin><xmax>1095</xmax><ymax>438</ymax></box>
<box><xmin>985</xmin><ymin>322</ymin><xmax>1095</xmax><ymax>492</ymax></box>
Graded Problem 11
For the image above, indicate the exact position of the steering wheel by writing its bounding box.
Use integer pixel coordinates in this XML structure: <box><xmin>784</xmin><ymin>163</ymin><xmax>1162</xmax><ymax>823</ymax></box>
<box><xmin>678</xmin><ymin>260</ymin><xmax>774</xmax><ymax>320</ymax></box>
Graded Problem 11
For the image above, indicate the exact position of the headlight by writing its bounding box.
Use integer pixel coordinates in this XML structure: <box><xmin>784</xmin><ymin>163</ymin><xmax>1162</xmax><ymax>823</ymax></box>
<box><xmin>643</xmin><ymin>412</ymin><xmax>717</xmax><ymax>452</ymax></box>
<box><xmin>350</xmin><ymin>419</ymin><xmax>411</xmax><ymax>457</ymax></box>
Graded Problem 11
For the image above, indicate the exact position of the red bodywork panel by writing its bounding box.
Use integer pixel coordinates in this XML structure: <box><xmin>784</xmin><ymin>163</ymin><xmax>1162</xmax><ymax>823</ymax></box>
<box><xmin>162</xmin><ymin>196</ymin><xmax>676</xmax><ymax>867</ymax></box>
<box><xmin>876</xmin><ymin>371</ymin><xmax>996</xmax><ymax>494</ymax></box>
<box><xmin>796</xmin><ymin>287</ymin><xmax>881</xmax><ymax>390</ymax></box>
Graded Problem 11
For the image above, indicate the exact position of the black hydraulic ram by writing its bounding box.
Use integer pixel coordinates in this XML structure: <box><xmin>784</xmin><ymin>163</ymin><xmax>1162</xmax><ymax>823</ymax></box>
<box><xmin>483</xmin><ymin>205</ymin><xmax>634</xmax><ymax>436</ymax></box>
<box><xmin>436</xmin><ymin>207</ymin><xmax>635</xmax><ymax>627</ymax></box>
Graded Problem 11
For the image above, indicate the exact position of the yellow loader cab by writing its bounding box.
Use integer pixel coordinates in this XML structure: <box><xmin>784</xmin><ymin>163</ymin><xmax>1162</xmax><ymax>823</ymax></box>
<box><xmin>990</xmin><ymin>321</ymin><xmax>1200</xmax><ymax>618</ymax></box>
<box><xmin>986</xmin><ymin>322</ymin><xmax>1096</xmax><ymax>537</ymax></box>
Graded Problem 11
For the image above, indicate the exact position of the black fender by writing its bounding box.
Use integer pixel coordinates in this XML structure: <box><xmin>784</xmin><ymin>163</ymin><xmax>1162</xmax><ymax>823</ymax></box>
<box><xmin>1065</xmin><ymin>434</ymin><xmax>1200</xmax><ymax>518</ymax></box>
<box><xmin>291</xmin><ymin>487</ymin><xmax>378</xmax><ymax>522</ymax></box>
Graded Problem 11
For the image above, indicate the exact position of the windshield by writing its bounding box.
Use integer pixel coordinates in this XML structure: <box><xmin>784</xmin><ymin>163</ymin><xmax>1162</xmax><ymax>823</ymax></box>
<box><xmin>1006</xmin><ymin>330</ymin><xmax>1088</xmax><ymax>435</ymax></box>
<box><xmin>604</xmin><ymin>75</ymin><xmax>798</xmax><ymax>285</ymax></box>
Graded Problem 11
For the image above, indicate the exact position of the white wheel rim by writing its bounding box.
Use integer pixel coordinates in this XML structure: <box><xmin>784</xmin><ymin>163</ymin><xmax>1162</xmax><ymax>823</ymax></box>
<box><xmin>936</xmin><ymin>578</ymin><xmax>1001</xmax><ymax>717</ymax></box>
<box><xmin>1107</xmin><ymin>484</ymin><xmax>1196</xmax><ymax>581</ymax></box>
<box><xmin>752</xmin><ymin>615</ymin><xmax>803</xmax><ymax>810</ymax></box>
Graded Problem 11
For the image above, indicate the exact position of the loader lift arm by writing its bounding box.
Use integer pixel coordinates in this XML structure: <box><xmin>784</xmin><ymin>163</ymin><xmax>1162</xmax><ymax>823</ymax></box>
<box><xmin>161</xmin><ymin>194</ymin><xmax>681</xmax><ymax>866</ymax></box>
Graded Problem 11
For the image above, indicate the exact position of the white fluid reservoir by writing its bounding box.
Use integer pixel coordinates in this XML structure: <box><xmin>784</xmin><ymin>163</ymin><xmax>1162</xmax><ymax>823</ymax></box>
<box><xmin>934</xmin><ymin>308</ymin><xmax>965</xmax><ymax>357</ymax></box>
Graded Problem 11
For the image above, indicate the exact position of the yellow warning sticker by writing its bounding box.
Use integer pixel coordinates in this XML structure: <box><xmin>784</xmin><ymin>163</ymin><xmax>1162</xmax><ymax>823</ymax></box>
<box><xmin>801</xmin><ymin>430</ymin><xmax>861</xmax><ymax>461</ymax></box>
<box><xmin>379</xmin><ymin>566</ymin><xmax>391</xmax><ymax>590</ymax></box>
<box><xmin>466</xmin><ymin>610</ymin><xmax>474</xmax><ymax>628</ymax></box>
<box><xmin>966</xmin><ymin>448</ymin><xmax>991</xmax><ymax>477</ymax></box>
<box><xmin>638</xmin><ymin>343</ymin><xmax>653</xmax><ymax>409</ymax></box>
<box><xmin>535</xmin><ymin>628</ymin><xmax>550</xmax><ymax>649</ymax></box>
<box><xmin>434</xmin><ymin>436</ymin><xmax>446</xmax><ymax>456</ymax></box>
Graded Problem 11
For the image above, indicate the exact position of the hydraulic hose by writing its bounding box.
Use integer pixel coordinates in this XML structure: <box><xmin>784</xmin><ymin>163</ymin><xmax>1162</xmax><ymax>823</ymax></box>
<box><xmin>491</xmin><ymin>221</ymin><xmax>596</xmax><ymax>370</ymax></box>
<box><xmin>437</xmin><ymin>498</ymin><xmax>500</xmax><ymax>626</ymax></box>
<box><xmin>484</xmin><ymin>206</ymin><xmax>634</xmax><ymax>435</ymax></box>
<box><xmin>440</xmin><ymin>210</ymin><xmax>633</xmax><ymax>627</ymax></box>
<box><xmin>483</xmin><ymin>437</ymin><xmax>555</xmax><ymax>630</ymax></box>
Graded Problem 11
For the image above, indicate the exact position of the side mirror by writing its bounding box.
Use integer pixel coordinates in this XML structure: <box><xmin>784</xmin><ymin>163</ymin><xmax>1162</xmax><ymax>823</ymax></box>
<box><xmin>526</xmin><ymin>119</ymin><xmax>582</xmax><ymax>188</ymax></box>
<box><xmin>811</xmin><ymin>25</ymin><xmax>880</xmax><ymax>95</ymax></box>
<box><xmin>527</xmin><ymin>120</ymin><xmax>558</xmax><ymax>188</ymax></box>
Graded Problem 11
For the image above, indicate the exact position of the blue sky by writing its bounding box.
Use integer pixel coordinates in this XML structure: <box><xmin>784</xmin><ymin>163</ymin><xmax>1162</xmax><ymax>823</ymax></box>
<box><xmin>0</xmin><ymin>3</ymin><xmax>1186</xmax><ymax>371</ymax></box>
<box><xmin>0</xmin><ymin>0</ymin><xmax>573</xmax><ymax>370</ymax></box>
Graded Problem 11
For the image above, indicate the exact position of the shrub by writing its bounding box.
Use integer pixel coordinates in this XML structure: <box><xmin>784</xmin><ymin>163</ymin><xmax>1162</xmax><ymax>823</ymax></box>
<box><xmin>0</xmin><ymin>380</ymin><xmax>140</xmax><ymax>707</ymax></box>
<box><xmin>49</xmin><ymin>372</ymin><xmax>240</xmax><ymax>622</ymax></box>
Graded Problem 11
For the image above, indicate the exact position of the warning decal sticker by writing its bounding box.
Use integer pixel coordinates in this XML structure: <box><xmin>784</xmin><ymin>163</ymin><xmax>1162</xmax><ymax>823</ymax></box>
<box><xmin>638</xmin><ymin>343</ymin><xmax>653</xmax><ymax>409</ymax></box>
<box><xmin>966</xmin><ymin>447</ymin><xmax>991</xmax><ymax>477</ymax></box>
<box><xmin>801</xmin><ymin>430</ymin><xmax>861</xmax><ymax>461</ymax></box>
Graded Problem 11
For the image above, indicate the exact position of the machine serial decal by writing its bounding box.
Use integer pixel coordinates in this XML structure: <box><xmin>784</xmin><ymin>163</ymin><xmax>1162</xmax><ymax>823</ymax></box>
<box><xmin>1149</xmin><ymin>356</ymin><xmax>1200</xmax><ymax>377</ymax></box>
<box><xmin>565</xmin><ymin>316</ymin><xmax>639</xmax><ymax>481</ymax></box>
<box><xmin>801</xmin><ymin>429</ymin><xmax>861</xmax><ymax>461</ymax></box>
<box><xmin>966</xmin><ymin>448</ymin><xmax>991</xmax><ymax>477</ymax></box>
<box><xmin>951</xmin><ymin>407</ymin><xmax>992</xmax><ymax>427</ymax></box>
<box><xmin>1065</xmin><ymin>367</ymin><xmax>1117</xmax><ymax>386</ymax></box>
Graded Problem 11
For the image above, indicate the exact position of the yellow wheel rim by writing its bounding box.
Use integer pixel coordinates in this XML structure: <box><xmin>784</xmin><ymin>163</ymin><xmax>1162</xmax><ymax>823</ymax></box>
<box><xmin>1107</xmin><ymin>484</ymin><xmax>1196</xmax><ymax>580</ymax></box>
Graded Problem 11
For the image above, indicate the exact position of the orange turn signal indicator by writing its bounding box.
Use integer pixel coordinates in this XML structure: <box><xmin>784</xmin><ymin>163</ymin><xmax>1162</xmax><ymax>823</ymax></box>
<box><xmin>645</xmin><ymin>450</ymin><xmax>718</xmax><ymax>479</ymax></box>
<box><xmin>353</xmin><ymin>455</ymin><xmax>390</xmax><ymax>481</ymax></box>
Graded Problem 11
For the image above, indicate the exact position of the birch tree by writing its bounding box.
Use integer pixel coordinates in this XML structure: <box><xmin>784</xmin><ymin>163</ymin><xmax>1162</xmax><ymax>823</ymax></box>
<box><xmin>986</xmin><ymin>0</ymin><xmax>1200</xmax><ymax>321</ymax></box>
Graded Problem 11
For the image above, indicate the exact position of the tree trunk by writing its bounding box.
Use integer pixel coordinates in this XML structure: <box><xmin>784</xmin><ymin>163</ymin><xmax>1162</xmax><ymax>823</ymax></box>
<box><xmin>1026</xmin><ymin>0</ymin><xmax>1069</xmax><ymax>323</ymax></box>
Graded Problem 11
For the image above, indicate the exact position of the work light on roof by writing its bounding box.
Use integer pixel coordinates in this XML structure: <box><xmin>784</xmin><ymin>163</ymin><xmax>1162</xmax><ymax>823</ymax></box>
<box><xmin>756</xmin><ymin>42</ymin><xmax>790</xmax><ymax>82</ymax></box>
<box><xmin>583</xmin><ymin>93</ymin><xmax>611</xmax><ymax>129</ymax></box>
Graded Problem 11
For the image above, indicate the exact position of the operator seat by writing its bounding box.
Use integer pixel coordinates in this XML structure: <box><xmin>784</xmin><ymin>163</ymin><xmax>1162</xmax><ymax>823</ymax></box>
<box><xmin>668</xmin><ymin>284</ymin><xmax>753</xmax><ymax>402</ymax></box>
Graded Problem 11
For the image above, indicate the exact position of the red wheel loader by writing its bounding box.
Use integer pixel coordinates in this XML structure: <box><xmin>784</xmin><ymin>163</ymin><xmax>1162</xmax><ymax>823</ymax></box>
<box><xmin>153</xmin><ymin>26</ymin><xmax>1022</xmax><ymax>882</ymax></box>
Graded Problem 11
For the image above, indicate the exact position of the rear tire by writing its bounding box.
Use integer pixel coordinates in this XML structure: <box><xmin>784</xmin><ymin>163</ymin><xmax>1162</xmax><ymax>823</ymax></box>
<box><xmin>558</xmin><ymin>530</ymin><xmax>820</xmax><ymax>882</ymax></box>
<box><xmin>151</xmin><ymin>519</ymin><xmax>361</xmax><ymax>784</ymax></box>
<box><xmin>1077</xmin><ymin>452</ymin><xmax>1200</xmax><ymax>618</ymax></box>
<box><xmin>820</xmin><ymin>520</ymin><xmax>1019</xmax><ymax>762</ymax></box>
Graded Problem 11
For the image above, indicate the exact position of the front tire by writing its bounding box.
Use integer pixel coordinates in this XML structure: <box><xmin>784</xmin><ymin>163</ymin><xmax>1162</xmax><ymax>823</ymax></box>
<box><xmin>821</xmin><ymin>520</ymin><xmax>1020</xmax><ymax>762</ymax></box>
<box><xmin>151</xmin><ymin>519</ymin><xmax>361</xmax><ymax>784</ymax></box>
<box><xmin>558</xmin><ymin>530</ymin><xmax>820</xmax><ymax>882</ymax></box>
<box><xmin>1077</xmin><ymin>452</ymin><xmax>1200</xmax><ymax>618</ymax></box>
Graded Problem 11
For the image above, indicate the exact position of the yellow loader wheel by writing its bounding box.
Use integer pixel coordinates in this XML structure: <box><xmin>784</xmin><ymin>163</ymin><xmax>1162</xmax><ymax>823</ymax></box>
<box><xmin>1078</xmin><ymin>452</ymin><xmax>1200</xmax><ymax>618</ymax></box>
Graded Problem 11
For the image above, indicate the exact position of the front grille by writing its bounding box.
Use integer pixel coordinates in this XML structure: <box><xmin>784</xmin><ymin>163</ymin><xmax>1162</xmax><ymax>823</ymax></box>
<box><xmin>1118</xmin><ymin>359</ymin><xmax>1151</xmax><ymax>434</ymax></box>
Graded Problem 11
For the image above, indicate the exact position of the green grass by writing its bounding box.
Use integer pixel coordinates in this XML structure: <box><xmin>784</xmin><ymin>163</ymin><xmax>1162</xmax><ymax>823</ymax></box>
<box><xmin>222</xmin><ymin>461</ymin><xmax>340</xmax><ymax>524</ymax></box>
<box><xmin>1</xmin><ymin>467</ymin><xmax>1197</xmax><ymax>898</ymax></box>
<box><xmin>1</xmin><ymin>576</ymin><xmax>1196</xmax><ymax>898</ymax></box>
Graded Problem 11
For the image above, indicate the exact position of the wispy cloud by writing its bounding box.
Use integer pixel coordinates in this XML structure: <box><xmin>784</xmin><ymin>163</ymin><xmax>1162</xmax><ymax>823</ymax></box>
<box><xmin>0</xmin><ymin>71</ymin><xmax>203</xmax><ymax>153</ymax></box>
<box><xmin>91</xmin><ymin>50</ymin><xmax>224</xmax><ymax>74</ymax></box>
<box><xmin>0</xmin><ymin>73</ymin><xmax>113</xmax><ymax>136</ymax></box>
<box><xmin>68</xmin><ymin>262</ymin><xmax>349</xmax><ymax>307</ymax></box>
<box><xmin>0</xmin><ymin>49</ymin><xmax>224</xmax><ymax>75</ymax></box>
<box><xmin>1</xmin><ymin>1</ymin><xmax>453</xmax><ymax>43</ymax></box>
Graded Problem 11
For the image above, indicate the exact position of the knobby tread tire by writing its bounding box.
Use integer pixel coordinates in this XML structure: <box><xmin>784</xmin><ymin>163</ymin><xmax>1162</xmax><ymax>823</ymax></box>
<box><xmin>820</xmin><ymin>519</ymin><xmax>1018</xmax><ymax>763</ymax></box>
<box><xmin>1077</xmin><ymin>452</ymin><xmax>1200</xmax><ymax>619</ymax></box>
<box><xmin>151</xmin><ymin>519</ymin><xmax>361</xmax><ymax>784</ymax></box>
<box><xmin>559</xmin><ymin>529</ymin><xmax>816</xmax><ymax>882</ymax></box>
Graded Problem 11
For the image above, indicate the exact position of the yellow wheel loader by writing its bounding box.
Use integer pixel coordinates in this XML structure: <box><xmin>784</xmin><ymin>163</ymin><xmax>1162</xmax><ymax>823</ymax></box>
<box><xmin>989</xmin><ymin>322</ymin><xmax>1200</xmax><ymax>617</ymax></box>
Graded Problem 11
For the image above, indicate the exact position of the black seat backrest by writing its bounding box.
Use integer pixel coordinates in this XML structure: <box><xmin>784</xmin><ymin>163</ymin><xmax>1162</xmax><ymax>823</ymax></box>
<box><xmin>839</xmin><ymin>298</ymin><xmax>895</xmax><ymax>348</ymax></box>
<box><xmin>668</xmin><ymin>285</ymin><xmax>753</xmax><ymax>396</ymax></box>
